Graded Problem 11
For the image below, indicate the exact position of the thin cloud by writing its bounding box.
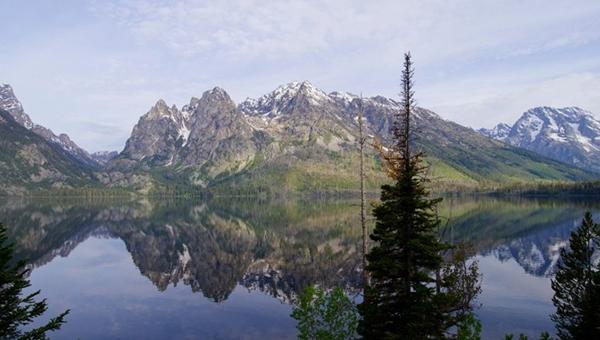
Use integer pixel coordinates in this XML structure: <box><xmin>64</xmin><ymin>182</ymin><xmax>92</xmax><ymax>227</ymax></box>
<box><xmin>1</xmin><ymin>0</ymin><xmax>599</xmax><ymax>151</ymax></box>
<box><xmin>432</xmin><ymin>73</ymin><xmax>600</xmax><ymax>129</ymax></box>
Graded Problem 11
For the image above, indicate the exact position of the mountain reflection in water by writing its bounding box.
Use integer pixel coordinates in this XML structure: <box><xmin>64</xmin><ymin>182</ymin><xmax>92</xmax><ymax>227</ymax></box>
<box><xmin>1</xmin><ymin>196</ymin><xmax>598</xmax><ymax>339</ymax></box>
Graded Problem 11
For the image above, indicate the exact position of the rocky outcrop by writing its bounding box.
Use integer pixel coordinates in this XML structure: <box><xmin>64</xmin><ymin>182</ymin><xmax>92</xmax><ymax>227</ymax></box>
<box><xmin>0</xmin><ymin>84</ymin><xmax>98</xmax><ymax>168</ymax></box>
<box><xmin>478</xmin><ymin>123</ymin><xmax>511</xmax><ymax>141</ymax></box>
<box><xmin>113</xmin><ymin>99</ymin><xmax>188</xmax><ymax>168</ymax></box>
<box><xmin>0</xmin><ymin>109</ymin><xmax>97</xmax><ymax>194</ymax></box>
<box><xmin>90</xmin><ymin>151</ymin><xmax>118</xmax><ymax>165</ymax></box>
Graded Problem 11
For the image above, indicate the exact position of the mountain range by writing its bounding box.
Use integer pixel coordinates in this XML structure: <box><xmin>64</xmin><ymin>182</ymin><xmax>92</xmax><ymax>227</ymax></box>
<box><xmin>0</xmin><ymin>108</ymin><xmax>96</xmax><ymax>195</ymax></box>
<box><xmin>479</xmin><ymin>106</ymin><xmax>600</xmax><ymax>172</ymax></box>
<box><xmin>0</xmin><ymin>84</ymin><xmax>100</xmax><ymax>168</ymax></box>
<box><xmin>0</xmin><ymin>82</ymin><xmax>597</xmax><ymax>195</ymax></box>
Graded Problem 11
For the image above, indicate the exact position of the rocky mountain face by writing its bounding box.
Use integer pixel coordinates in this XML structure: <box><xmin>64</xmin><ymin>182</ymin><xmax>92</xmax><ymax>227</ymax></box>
<box><xmin>479</xmin><ymin>107</ymin><xmax>600</xmax><ymax>172</ymax></box>
<box><xmin>0</xmin><ymin>109</ymin><xmax>97</xmax><ymax>194</ymax></box>
<box><xmin>105</xmin><ymin>82</ymin><xmax>595</xmax><ymax>192</ymax></box>
<box><xmin>2</xmin><ymin>81</ymin><xmax>597</xmax><ymax>194</ymax></box>
<box><xmin>107</xmin><ymin>87</ymin><xmax>262</xmax><ymax>187</ymax></box>
<box><xmin>478</xmin><ymin>123</ymin><xmax>511</xmax><ymax>141</ymax></box>
<box><xmin>0</xmin><ymin>84</ymin><xmax>34</xmax><ymax>128</ymax></box>
<box><xmin>113</xmin><ymin>99</ymin><xmax>187</xmax><ymax>167</ymax></box>
<box><xmin>178</xmin><ymin>88</ymin><xmax>259</xmax><ymax>181</ymax></box>
<box><xmin>0</xmin><ymin>84</ymin><xmax>99</xmax><ymax>168</ymax></box>
<box><xmin>90</xmin><ymin>151</ymin><xmax>118</xmax><ymax>165</ymax></box>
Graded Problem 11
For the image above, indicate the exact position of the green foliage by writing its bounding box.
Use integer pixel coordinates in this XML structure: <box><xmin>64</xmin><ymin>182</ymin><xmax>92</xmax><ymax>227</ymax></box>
<box><xmin>551</xmin><ymin>212</ymin><xmax>600</xmax><ymax>339</ymax></box>
<box><xmin>0</xmin><ymin>223</ymin><xmax>69</xmax><ymax>339</ymax></box>
<box><xmin>0</xmin><ymin>109</ymin><xmax>97</xmax><ymax>195</ymax></box>
<box><xmin>492</xmin><ymin>181</ymin><xmax>600</xmax><ymax>197</ymax></box>
<box><xmin>438</xmin><ymin>243</ymin><xmax>482</xmax><ymax>338</ymax></box>
<box><xmin>360</xmin><ymin>53</ymin><xmax>448</xmax><ymax>338</ymax></box>
<box><xmin>504</xmin><ymin>332</ymin><xmax>554</xmax><ymax>340</ymax></box>
<box><xmin>291</xmin><ymin>286</ymin><xmax>358</xmax><ymax>340</ymax></box>
<box><xmin>504</xmin><ymin>334</ymin><xmax>528</xmax><ymax>340</ymax></box>
<box><xmin>359</xmin><ymin>151</ymin><xmax>449</xmax><ymax>337</ymax></box>
<box><xmin>456</xmin><ymin>312</ymin><xmax>482</xmax><ymax>340</ymax></box>
<box><xmin>359</xmin><ymin>53</ymin><xmax>481</xmax><ymax>338</ymax></box>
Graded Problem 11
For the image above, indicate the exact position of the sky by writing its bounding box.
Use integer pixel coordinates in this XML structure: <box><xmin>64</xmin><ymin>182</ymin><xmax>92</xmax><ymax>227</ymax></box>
<box><xmin>1</xmin><ymin>0</ymin><xmax>600</xmax><ymax>152</ymax></box>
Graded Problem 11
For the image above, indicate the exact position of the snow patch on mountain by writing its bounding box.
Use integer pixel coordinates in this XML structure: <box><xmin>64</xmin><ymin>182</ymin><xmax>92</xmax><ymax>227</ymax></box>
<box><xmin>91</xmin><ymin>151</ymin><xmax>118</xmax><ymax>165</ymax></box>
<box><xmin>478</xmin><ymin>123</ymin><xmax>511</xmax><ymax>141</ymax></box>
<box><xmin>178</xmin><ymin>122</ymin><xmax>191</xmax><ymax>146</ymax></box>
<box><xmin>329</xmin><ymin>91</ymin><xmax>358</xmax><ymax>105</ymax></box>
<box><xmin>523</xmin><ymin>113</ymin><xmax>545</xmax><ymax>142</ymax></box>
<box><xmin>479</xmin><ymin>106</ymin><xmax>600</xmax><ymax>171</ymax></box>
<box><xmin>0</xmin><ymin>84</ymin><xmax>33</xmax><ymax>129</ymax></box>
<box><xmin>240</xmin><ymin>81</ymin><xmax>331</xmax><ymax>117</ymax></box>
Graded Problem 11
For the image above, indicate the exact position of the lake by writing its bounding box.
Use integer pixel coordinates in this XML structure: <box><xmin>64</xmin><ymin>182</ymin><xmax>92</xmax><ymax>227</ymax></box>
<box><xmin>2</xmin><ymin>195</ymin><xmax>597</xmax><ymax>339</ymax></box>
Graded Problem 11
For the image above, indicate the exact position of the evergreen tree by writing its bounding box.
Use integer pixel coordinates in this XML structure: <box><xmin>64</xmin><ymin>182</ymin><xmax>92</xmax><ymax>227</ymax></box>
<box><xmin>291</xmin><ymin>286</ymin><xmax>358</xmax><ymax>340</ymax></box>
<box><xmin>359</xmin><ymin>52</ymin><xmax>452</xmax><ymax>338</ymax></box>
<box><xmin>359</xmin><ymin>53</ymin><xmax>480</xmax><ymax>339</ymax></box>
<box><xmin>551</xmin><ymin>212</ymin><xmax>600</xmax><ymax>339</ymax></box>
<box><xmin>0</xmin><ymin>223</ymin><xmax>69</xmax><ymax>340</ymax></box>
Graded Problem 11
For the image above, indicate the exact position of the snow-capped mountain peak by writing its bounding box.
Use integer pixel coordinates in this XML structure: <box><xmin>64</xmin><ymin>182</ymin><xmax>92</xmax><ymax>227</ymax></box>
<box><xmin>273</xmin><ymin>80</ymin><xmax>327</xmax><ymax>99</ymax></box>
<box><xmin>478</xmin><ymin>123</ymin><xmax>512</xmax><ymax>141</ymax></box>
<box><xmin>0</xmin><ymin>83</ymin><xmax>33</xmax><ymax>129</ymax></box>
<box><xmin>479</xmin><ymin>106</ymin><xmax>600</xmax><ymax>171</ymax></box>
<box><xmin>91</xmin><ymin>151</ymin><xmax>119</xmax><ymax>165</ymax></box>
<box><xmin>328</xmin><ymin>91</ymin><xmax>359</xmax><ymax>108</ymax></box>
<box><xmin>0</xmin><ymin>83</ymin><xmax>97</xmax><ymax>168</ymax></box>
<box><xmin>240</xmin><ymin>81</ymin><xmax>331</xmax><ymax>117</ymax></box>
<box><xmin>202</xmin><ymin>86</ymin><xmax>231</xmax><ymax>101</ymax></box>
<box><xmin>510</xmin><ymin>107</ymin><xmax>600</xmax><ymax>148</ymax></box>
<box><xmin>147</xmin><ymin>99</ymin><xmax>172</xmax><ymax>118</ymax></box>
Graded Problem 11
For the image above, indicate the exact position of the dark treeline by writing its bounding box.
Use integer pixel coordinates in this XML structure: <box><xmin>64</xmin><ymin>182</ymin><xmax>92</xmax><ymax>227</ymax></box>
<box><xmin>489</xmin><ymin>180</ymin><xmax>600</xmax><ymax>197</ymax></box>
<box><xmin>19</xmin><ymin>176</ymin><xmax>600</xmax><ymax>200</ymax></box>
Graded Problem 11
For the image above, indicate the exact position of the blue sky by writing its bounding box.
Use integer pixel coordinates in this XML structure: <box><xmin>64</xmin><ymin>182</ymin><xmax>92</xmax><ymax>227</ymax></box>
<box><xmin>2</xmin><ymin>0</ymin><xmax>600</xmax><ymax>152</ymax></box>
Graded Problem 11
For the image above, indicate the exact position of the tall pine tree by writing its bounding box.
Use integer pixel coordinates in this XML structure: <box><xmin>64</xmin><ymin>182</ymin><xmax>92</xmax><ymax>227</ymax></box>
<box><xmin>551</xmin><ymin>212</ymin><xmax>600</xmax><ymax>339</ymax></box>
<box><xmin>359</xmin><ymin>52</ymin><xmax>451</xmax><ymax>339</ymax></box>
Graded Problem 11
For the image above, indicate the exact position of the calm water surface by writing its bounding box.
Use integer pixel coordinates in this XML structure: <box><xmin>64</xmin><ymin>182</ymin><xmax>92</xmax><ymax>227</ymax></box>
<box><xmin>2</xmin><ymin>196</ymin><xmax>598</xmax><ymax>339</ymax></box>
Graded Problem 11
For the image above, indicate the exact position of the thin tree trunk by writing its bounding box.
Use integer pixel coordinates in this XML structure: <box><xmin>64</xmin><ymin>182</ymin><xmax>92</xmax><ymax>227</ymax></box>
<box><xmin>359</xmin><ymin>98</ymin><xmax>369</xmax><ymax>288</ymax></box>
<box><xmin>435</xmin><ymin>209</ymin><xmax>442</xmax><ymax>295</ymax></box>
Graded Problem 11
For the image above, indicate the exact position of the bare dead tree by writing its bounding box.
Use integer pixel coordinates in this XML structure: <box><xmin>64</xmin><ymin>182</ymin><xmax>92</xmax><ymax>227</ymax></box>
<box><xmin>393</xmin><ymin>52</ymin><xmax>416</xmax><ymax>171</ymax></box>
<box><xmin>377</xmin><ymin>52</ymin><xmax>421</xmax><ymax>178</ymax></box>
<box><xmin>358</xmin><ymin>95</ymin><xmax>369</xmax><ymax>287</ymax></box>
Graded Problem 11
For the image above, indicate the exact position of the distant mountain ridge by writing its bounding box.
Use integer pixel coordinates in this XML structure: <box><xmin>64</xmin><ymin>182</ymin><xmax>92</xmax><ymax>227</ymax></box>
<box><xmin>1</xmin><ymin>81</ymin><xmax>597</xmax><ymax>194</ymax></box>
<box><xmin>0</xmin><ymin>84</ymin><xmax>99</xmax><ymax>168</ymax></box>
<box><xmin>479</xmin><ymin>123</ymin><xmax>511</xmax><ymax>141</ymax></box>
<box><xmin>0</xmin><ymin>109</ymin><xmax>96</xmax><ymax>194</ymax></box>
<box><xmin>91</xmin><ymin>151</ymin><xmax>118</xmax><ymax>165</ymax></box>
<box><xmin>479</xmin><ymin>106</ymin><xmax>600</xmax><ymax>172</ymax></box>
<box><xmin>103</xmin><ymin>81</ymin><xmax>596</xmax><ymax>192</ymax></box>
